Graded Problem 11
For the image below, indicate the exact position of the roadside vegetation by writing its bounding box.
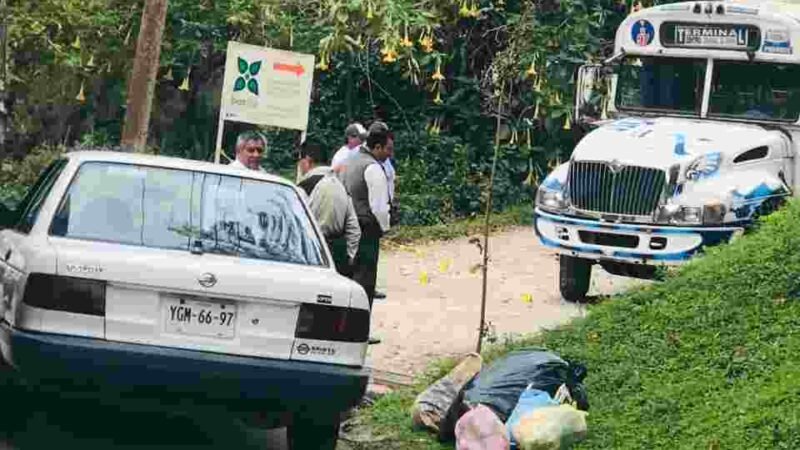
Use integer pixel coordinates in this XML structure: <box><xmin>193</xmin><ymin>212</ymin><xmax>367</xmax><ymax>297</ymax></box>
<box><xmin>6</xmin><ymin>0</ymin><xmax>653</xmax><ymax>228</ymax></box>
<box><xmin>348</xmin><ymin>200</ymin><xmax>800</xmax><ymax>449</ymax></box>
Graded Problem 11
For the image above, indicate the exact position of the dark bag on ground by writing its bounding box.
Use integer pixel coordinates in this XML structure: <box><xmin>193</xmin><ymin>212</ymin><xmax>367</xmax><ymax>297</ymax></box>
<box><xmin>462</xmin><ymin>349</ymin><xmax>589</xmax><ymax>422</ymax></box>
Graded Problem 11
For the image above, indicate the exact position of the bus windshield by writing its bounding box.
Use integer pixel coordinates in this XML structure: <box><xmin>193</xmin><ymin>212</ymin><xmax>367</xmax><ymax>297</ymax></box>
<box><xmin>708</xmin><ymin>61</ymin><xmax>800</xmax><ymax>123</ymax></box>
<box><xmin>616</xmin><ymin>56</ymin><xmax>706</xmax><ymax>115</ymax></box>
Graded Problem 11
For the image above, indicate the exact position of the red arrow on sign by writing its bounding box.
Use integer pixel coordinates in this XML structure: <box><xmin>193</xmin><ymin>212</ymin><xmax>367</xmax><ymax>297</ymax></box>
<box><xmin>274</xmin><ymin>62</ymin><xmax>305</xmax><ymax>76</ymax></box>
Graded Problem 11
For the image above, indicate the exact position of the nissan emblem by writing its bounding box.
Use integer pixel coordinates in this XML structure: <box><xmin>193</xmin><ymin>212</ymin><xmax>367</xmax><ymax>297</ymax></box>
<box><xmin>198</xmin><ymin>273</ymin><xmax>217</xmax><ymax>288</ymax></box>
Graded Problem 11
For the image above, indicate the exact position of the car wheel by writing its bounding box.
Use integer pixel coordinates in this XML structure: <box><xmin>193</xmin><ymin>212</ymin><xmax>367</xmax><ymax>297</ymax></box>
<box><xmin>287</xmin><ymin>414</ymin><xmax>340</xmax><ymax>450</ymax></box>
<box><xmin>560</xmin><ymin>255</ymin><xmax>592</xmax><ymax>302</ymax></box>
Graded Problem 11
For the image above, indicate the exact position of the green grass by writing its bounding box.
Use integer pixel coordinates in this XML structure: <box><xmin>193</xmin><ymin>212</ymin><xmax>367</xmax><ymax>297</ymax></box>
<box><xmin>383</xmin><ymin>203</ymin><xmax>533</xmax><ymax>246</ymax></box>
<box><xmin>351</xmin><ymin>200</ymin><xmax>800</xmax><ymax>449</ymax></box>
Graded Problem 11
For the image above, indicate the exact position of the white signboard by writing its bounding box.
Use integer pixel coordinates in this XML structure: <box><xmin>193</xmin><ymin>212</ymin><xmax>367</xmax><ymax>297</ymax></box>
<box><xmin>215</xmin><ymin>41</ymin><xmax>315</xmax><ymax>163</ymax></box>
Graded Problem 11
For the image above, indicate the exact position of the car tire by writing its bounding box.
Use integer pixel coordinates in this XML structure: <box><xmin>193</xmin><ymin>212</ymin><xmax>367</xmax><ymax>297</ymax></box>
<box><xmin>287</xmin><ymin>414</ymin><xmax>340</xmax><ymax>450</ymax></box>
<box><xmin>560</xmin><ymin>255</ymin><xmax>592</xmax><ymax>302</ymax></box>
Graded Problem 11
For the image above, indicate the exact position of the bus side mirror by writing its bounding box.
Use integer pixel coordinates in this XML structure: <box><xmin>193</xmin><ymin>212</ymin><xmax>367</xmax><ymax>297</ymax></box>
<box><xmin>574</xmin><ymin>64</ymin><xmax>616</xmax><ymax>126</ymax></box>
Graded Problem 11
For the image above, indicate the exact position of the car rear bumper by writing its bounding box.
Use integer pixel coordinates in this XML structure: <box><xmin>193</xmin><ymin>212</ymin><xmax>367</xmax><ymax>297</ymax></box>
<box><xmin>4</xmin><ymin>324</ymin><xmax>369</xmax><ymax>416</ymax></box>
<box><xmin>534</xmin><ymin>208</ymin><xmax>744</xmax><ymax>265</ymax></box>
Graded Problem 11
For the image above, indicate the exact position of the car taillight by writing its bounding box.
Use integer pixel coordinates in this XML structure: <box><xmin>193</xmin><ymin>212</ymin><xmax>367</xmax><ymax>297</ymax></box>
<box><xmin>294</xmin><ymin>304</ymin><xmax>369</xmax><ymax>343</ymax></box>
<box><xmin>22</xmin><ymin>273</ymin><xmax>106</xmax><ymax>316</ymax></box>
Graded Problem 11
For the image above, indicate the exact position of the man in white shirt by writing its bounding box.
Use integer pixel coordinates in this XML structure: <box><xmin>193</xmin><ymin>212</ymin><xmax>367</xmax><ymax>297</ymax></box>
<box><xmin>340</xmin><ymin>121</ymin><xmax>394</xmax><ymax>308</ymax></box>
<box><xmin>228</xmin><ymin>131</ymin><xmax>267</xmax><ymax>172</ymax></box>
<box><xmin>331</xmin><ymin>122</ymin><xmax>367</xmax><ymax>173</ymax></box>
<box><xmin>297</xmin><ymin>142</ymin><xmax>361</xmax><ymax>277</ymax></box>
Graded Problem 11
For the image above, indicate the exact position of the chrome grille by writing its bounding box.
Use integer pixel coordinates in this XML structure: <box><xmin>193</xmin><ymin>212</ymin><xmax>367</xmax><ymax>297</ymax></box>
<box><xmin>568</xmin><ymin>161</ymin><xmax>666</xmax><ymax>216</ymax></box>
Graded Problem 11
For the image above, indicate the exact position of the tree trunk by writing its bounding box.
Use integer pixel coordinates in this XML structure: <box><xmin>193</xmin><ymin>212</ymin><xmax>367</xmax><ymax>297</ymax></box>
<box><xmin>121</xmin><ymin>0</ymin><xmax>169</xmax><ymax>153</ymax></box>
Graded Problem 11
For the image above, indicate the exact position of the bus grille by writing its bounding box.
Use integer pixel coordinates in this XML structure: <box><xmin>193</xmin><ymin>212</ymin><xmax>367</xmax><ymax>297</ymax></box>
<box><xmin>568</xmin><ymin>161</ymin><xmax>666</xmax><ymax>216</ymax></box>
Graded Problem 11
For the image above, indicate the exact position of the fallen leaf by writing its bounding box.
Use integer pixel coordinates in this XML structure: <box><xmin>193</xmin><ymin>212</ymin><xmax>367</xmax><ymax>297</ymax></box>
<box><xmin>521</xmin><ymin>293</ymin><xmax>533</xmax><ymax>304</ymax></box>
<box><xmin>419</xmin><ymin>271</ymin><xmax>429</xmax><ymax>285</ymax></box>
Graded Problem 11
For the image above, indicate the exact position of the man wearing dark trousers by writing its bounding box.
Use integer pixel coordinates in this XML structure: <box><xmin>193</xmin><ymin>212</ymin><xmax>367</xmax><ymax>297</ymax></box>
<box><xmin>296</xmin><ymin>142</ymin><xmax>361</xmax><ymax>277</ymax></box>
<box><xmin>340</xmin><ymin>121</ymin><xmax>393</xmax><ymax>310</ymax></box>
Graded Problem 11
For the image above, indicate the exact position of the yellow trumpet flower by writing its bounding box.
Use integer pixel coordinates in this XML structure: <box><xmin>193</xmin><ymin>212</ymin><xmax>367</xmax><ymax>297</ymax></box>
<box><xmin>401</xmin><ymin>27</ymin><xmax>413</xmax><ymax>48</ymax></box>
<box><xmin>459</xmin><ymin>0</ymin><xmax>471</xmax><ymax>17</ymax></box>
<box><xmin>526</xmin><ymin>61</ymin><xmax>537</xmax><ymax>78</ymax></box>
<box><xmin>164</xmin><ymin>68</ymin><xmax>174</xmax><ymax>81</ymax></box>
<box><xmin>72</xmin><ymin>36</ymin><xmax>81</xmax><ymax>50</ymax></box>
<box><xmin>382</xmin><ymin>50</ymin><xmax>397</xmax><ymax>63</ymax></box>
<box><xmin>179</xmin><ymin>70</ymin><xmax>191</xmax><ymax>91</ymax></box>
<box><xmin>433</xmin><ymin>90</ymin><xmax>443</xmax><ymax>105</ymax></box>
<box><xmin>316</xmin><ymin>56</ymin><xmax>329</xmax><ymax>71</ymax></box>
<box><xmin>76</xmin><ymin>81</ymin><xmax>86</xmax><ymax>103</ymax></box>
<box><xmin>469</xmin><ymin>2</ymin><xmax>480</xmax><ymax>18</ymax></box>
<box><xmin>563</xmin><ymin>115</ymin><xmax>572</xmax><ymax>131</ymax></box>
<box><xmin>86</xmin><ymin>55</ymin><xmax>95</xmax><ymax>68</ymax></box>
<box><xmin>432</xmin><ymin>61</ymin><xmax>445</xmax><ymax>81</ymax></box>
<box><xmin>419</xmin><ymin>34</ymin><xmax>434</xmax><ymax>53</ymax></box>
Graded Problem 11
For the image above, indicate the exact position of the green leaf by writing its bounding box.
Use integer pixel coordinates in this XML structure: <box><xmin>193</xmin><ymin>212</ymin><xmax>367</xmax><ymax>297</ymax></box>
<box><xmin>237</xmin><ymin>57</ymin><xmax>248</xmax><ymax>74</ymax></box>
<box><xmin>234</xmin><ymin>77</ymin><xmax>246</xmax><ymax>92</ymax></box>
<box><xmin>247</xmin><ymin>79</ymin><xmax>259</xmax><ymax>95</ymax></box>
<box><xmin>249</xmin><ymin>60</ymin><xmax>262</xmax><ymax>76</ymax></box>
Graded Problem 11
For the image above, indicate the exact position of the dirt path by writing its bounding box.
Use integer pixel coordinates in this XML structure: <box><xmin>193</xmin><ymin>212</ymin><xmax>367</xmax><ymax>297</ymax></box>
<box><xmin>365</xmin><ymin>226</ymin><xmax>645</xmax><ymax>379</ymax></box>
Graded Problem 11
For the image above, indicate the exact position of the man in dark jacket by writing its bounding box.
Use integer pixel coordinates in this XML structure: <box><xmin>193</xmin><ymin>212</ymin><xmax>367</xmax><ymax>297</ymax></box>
<box><xmin>340</xmin><ymin>121</ymin><xmax>394</xmax><ymax>308</ymax></box>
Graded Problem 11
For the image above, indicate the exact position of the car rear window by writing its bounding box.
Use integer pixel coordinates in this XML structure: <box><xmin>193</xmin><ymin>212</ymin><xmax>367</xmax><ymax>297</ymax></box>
<box><xmin>50</xmin><ymin>162</ymin><xmax>325</xmax><ymax>266</ymax></box>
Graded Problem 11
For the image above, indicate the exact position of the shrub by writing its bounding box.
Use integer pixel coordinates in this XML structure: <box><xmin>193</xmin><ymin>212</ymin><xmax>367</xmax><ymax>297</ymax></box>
<box><xmin>0</xmin><ymin>145</ymin><xmax>65</xmax><ymax>206</ymax></box>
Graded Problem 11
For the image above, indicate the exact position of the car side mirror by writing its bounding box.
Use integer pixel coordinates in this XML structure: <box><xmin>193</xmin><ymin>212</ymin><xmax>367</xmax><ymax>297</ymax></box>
<box><xmin>574</xmin><ymin>63</ymin><xmax>617</xmax><ymax>126</ymax></box>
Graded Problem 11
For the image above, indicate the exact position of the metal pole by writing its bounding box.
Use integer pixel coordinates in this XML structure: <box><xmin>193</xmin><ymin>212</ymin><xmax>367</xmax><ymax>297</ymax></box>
<box><xmin>476</xmin><ymin>86</ymin><xmax>505</xmax><ymax>354</ymax></box>
<box><xmin>1</xmin><ymin>0</ymin><xmax>6</xmax><ymax>90</ymax></box>
<box><xmin>0</xmin><ymin>0</ymin><xmax>8</xmax><ymax>153</ymax></box>
<box><xmin>214</xmin><ymin>113</ymin><xmax>224</xmax><ymax>163</ymax></box>
<box><xmin>121</xmin><ymin>0</ymin><xmax>169</xmax><ymax>153</ymax></box>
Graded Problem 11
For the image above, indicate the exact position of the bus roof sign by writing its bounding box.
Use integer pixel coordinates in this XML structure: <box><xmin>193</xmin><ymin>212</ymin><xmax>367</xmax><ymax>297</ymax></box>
<box><xmin>661</xmin><ymin>22</ymin><xmax>761</xmax><ymax>51</ymax></box>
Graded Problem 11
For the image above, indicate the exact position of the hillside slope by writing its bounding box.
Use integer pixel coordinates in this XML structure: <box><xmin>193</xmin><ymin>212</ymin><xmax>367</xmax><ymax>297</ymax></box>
<box><xmin>544</xmin><ymin>201</ymin><xmax>800</xmax><ymax>449</ymax></box>
<box><xmin>356</xmin><ymin>200</ymin><xmax>800</xmax><ymax>449</ymax></box>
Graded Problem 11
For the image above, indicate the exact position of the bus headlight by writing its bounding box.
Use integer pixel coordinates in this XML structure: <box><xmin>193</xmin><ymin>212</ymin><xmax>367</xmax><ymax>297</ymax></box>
<box><xmin>536</xmin><ymin>188</ymin><xmax>568</xmax><ymax>212</ymax></box>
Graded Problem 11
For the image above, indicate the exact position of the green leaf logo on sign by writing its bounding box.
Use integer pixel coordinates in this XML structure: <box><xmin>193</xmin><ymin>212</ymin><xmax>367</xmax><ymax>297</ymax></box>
<box><xmin>234</xmin><ymin>57</ymin><xmax>262</xmax><ymax>95</ymax></box>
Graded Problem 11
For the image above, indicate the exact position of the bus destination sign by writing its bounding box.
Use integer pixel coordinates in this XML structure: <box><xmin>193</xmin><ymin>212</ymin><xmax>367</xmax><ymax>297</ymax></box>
<box><xmin>661</xmin><ymin>22</ymin><xmax>761</xmax><ymax>51</ymax></box>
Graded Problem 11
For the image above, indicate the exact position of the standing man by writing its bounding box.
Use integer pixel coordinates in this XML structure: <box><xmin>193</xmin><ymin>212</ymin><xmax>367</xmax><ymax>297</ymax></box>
<box><xmin>340</xmin><ymin>121</ymin><xmax>393</xmax><ymax>308</ymax></box>
<box><xmin>297</xmin><ymin>142</ymin><xmax>361</xmax><ymax>276</ymax></box>
<box><xmin>331</xmin><ymin>122</ymin><xmax>367</xmax><ymax>173</ymax></box>
<box><xmin>229</xmin><ymin>130</ymin><xmax>267</xmax><ymax>172</ymax></box>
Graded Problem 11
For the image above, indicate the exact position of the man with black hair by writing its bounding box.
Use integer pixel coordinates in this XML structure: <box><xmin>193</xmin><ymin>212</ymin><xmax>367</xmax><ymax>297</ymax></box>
<box><xmin>297</xmin><ymin>142</ymin><xmax>361</xmax><ymax>276</ymax></box>
<box><xmin>340</xmin><ymin>121</ymin><xmax>394</xmax><ymax>308</ymax></box>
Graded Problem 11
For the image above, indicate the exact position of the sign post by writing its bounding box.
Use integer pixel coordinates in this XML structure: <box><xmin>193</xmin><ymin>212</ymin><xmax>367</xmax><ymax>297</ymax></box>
<box><xmin>215</xmin><ymin>41</ymin><xmax>315</xmax><ymax>163</ymax></box>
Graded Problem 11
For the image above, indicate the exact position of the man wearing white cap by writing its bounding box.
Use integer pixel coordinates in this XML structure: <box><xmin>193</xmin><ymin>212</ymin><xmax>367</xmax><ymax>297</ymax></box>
<box><xmin>331</xmin><ymin>122</ymin><xmax>368</xmax><ymax>173</ymax></box>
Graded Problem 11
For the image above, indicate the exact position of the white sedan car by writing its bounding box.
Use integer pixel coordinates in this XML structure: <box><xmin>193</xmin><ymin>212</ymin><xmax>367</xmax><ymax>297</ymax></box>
<box><xmin>0</xmin><ymin>151</ymin><xmax>371</xmax><ymax>449</ymax></box>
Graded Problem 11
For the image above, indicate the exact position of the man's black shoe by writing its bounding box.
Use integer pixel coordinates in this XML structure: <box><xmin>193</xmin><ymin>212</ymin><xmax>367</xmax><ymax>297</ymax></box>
<box><xmin>368</xmin><ymin>337</ymin><xmax>382</xmax><ymax>345</ymax></box>
<box><xmin>374</xmin><ymin>291</ymin><xmax>387</xmax><ymax>299</ymax></box>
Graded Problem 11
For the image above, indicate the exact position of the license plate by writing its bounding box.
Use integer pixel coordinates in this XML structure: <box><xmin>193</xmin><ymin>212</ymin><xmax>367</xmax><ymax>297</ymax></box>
<box><xmin>163</xmin><ymin>297</ymin><xmax>237</xmax><ymax>339</ymax></box>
